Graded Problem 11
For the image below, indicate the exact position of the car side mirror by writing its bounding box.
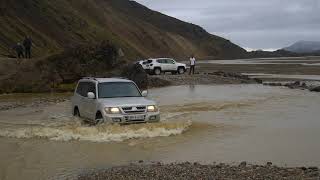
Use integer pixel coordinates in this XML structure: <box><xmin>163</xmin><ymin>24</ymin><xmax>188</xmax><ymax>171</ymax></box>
<box><xmin>141</xmin><ymin>90</ymin><xmax>148</xmax><ymax>97</ymax></box>
<box><xmin>87</xmin><ymin>92</ymin><xmax>95</xmax><ymax>99</ymax></box>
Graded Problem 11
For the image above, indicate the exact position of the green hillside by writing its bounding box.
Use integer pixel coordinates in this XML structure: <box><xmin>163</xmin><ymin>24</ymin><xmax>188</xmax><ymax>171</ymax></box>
<box><xmin>0</xmin><ymin>0</ymin><xmax>246</xmax><ymax>59</ymax></box>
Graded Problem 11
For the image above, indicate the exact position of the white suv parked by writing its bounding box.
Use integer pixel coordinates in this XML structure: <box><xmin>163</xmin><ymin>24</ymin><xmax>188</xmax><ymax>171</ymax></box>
<box><xmin>139</xmin><ymin>58</ymin><xmax>187</xmax><ymax>75</ymax></box>
<box><xmin>71</xmin><ymin>77</ymin><xmax>160</xmax><ymax>125</ymax></box>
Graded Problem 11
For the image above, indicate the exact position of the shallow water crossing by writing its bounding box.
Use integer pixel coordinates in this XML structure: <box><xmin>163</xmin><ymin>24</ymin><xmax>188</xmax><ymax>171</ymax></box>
<box><xmin>1</xmin><ymin>84</ymin><xmax>320</xmax><ymax>179</ymax></box>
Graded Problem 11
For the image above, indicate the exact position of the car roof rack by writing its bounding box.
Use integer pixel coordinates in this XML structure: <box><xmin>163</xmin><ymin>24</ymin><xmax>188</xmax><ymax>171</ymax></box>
<box><xmin>82</xmin><ymin>77</ymin><xmax>97</xmax><ymax>80</ymax></box>
<box><xmin>82</xmin><ymin>77</ymin><xmax>129</xmax><ymax>80</ymax></box>
<box><xmin>112</xmin><ymin>77</ymin><xmax>129</xmax><ymax>80</ymax></box>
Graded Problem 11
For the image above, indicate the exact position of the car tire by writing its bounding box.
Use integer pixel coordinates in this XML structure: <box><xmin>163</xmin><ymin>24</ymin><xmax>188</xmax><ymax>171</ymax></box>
<box><xmin>154</xmin><ymin>68</ymin><xmax>161</xmax><ymax>75</ymax></box>
<box><xmin>74</xmin><ymin>107</ymin><xmax>80</xmax><ymax>117</ymax></box>
<box><xmin>178</xmin><ymin>67</ymin><xmax>185</xmax><ymax>74</ymax></box>
<box><xmin>95</xmin><ymin>112</ymin><xmax>104</xmax><ymax>125</ymax></box>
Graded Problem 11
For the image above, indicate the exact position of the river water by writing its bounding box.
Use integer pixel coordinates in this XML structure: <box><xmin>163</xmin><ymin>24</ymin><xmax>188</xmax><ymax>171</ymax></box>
<box><xmin>0</xmin><ymin>85</ymin><xmax>320</xmax><ymax>179</ymax></box>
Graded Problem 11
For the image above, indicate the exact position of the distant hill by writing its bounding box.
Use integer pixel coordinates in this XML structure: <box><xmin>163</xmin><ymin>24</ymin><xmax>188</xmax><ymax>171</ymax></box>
<box><xmin>0</xmin><ymin>0</ymin><xmax>246</xmax><ymax>59</ymax></box>
<box><xmin>283</xmin><ymin>41</ymin><xmax>320</xmax><ymax>53</ymax></box>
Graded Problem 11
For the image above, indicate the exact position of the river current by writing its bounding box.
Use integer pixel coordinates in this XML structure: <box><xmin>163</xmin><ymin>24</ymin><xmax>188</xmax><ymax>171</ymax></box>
<box><xmin>0</xmin><ymin>84</ymin><xmax>320</xmax><ymax>179</ymax></box>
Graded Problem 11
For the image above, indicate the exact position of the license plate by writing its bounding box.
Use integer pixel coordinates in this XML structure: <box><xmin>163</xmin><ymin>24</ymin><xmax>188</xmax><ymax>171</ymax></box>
<box><xmin>127</xmin><ymin>115</ymin><xmax>145</xmax><ymax>121</ymax></box>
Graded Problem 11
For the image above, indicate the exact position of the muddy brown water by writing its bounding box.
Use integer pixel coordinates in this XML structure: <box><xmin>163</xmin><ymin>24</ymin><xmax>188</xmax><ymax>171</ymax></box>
<box><xmin>1</xmin><ymin>85</ymin><xmax>320</xmax><ymax>180</ymax></box>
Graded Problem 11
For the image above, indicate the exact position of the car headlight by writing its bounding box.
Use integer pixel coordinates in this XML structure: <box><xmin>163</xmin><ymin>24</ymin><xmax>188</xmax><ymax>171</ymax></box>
<box><xmin>147</xmin><ymin>105</ymin><xmax>158</xmax><ymax>112</ymax></box>
<box><xmin>105</xmin><ymin>107</ymin><xmax>121</xmax><ymax>114</ymax></box>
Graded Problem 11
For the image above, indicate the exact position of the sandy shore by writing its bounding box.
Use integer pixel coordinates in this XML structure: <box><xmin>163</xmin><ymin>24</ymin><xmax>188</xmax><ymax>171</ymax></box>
<box><xmin>78</xmin><ymin>162</ymin><xmax>319</xmax><ymax>180</ymax></box>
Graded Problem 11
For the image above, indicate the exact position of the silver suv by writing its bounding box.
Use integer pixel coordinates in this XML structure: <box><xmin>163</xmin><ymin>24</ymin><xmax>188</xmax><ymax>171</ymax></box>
<box><xmin>71</xmin><ymin>77</ymin><xmax>160</xmax><ymax>125</ymax></box>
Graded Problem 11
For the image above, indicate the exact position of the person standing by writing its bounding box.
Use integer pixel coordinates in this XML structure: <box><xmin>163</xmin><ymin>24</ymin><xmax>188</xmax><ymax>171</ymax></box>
<box><xmin>14</xmin><ymin>43</ymin><xmax>24</xmax><ymax>58</ymax></box>
<box><xmin>23</xmin><ymin>36</ymin><xmax>32</xmax><ymax>59</ymax></box>
<box><xmin>189</xmin><ymin>55</ymin><xmax>196</xmax><ymax>75</ymax></box>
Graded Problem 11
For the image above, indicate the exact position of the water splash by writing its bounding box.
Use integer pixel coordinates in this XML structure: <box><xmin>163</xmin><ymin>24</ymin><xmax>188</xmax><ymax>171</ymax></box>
<box><xmin>0</xmin><ymin>119</ymin><xmax>192</xmax><ymax>142</ymax></box>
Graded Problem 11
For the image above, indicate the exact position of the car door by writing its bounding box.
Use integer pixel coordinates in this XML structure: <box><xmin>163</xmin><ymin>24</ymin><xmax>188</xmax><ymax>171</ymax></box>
<box><xmin>73</xmin><ymin>82</ymin><xmax>87</xmax><ymax>117</ymax></box>
<box><xmin>167</xmin><ymin>59</ymin><xmax>177</xmax><ymax>71</ymax></box>
<box><xmin>157</xmin><ymin>59</ymin><xmax>169</xmax><ymax>71</ymax></box>
<box><xmin>82</xmin><ymin>82</ymin><xmax>97</xmax><ymax>120</ymax></box>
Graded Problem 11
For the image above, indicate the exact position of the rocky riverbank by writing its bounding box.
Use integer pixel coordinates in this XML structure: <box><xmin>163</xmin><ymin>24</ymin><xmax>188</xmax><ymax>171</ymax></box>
<box><xmin>151</xmin><ymin>71</ymin><xmax>261</xmax><ymax>86</ymax></box>
<box><xmin>78</xmin><ymin>162</ymin><xmax>319</xmax><ymax>180</ymax></box>
<box><xmin>263</xmin><ymin>81</ymin><xmax>320</xmax><ymax>92</ymax></box>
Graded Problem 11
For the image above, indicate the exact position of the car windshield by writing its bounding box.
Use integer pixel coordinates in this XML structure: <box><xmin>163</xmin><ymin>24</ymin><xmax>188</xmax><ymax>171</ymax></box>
<box><xmin>98</xmin><ymin>82</ymin><xmax>142</xmax><ymax>98</ymax></box>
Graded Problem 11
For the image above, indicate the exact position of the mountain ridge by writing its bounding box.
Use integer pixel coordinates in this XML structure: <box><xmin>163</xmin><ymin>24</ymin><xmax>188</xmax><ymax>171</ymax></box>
<box><xmin>0</xmin><ymin>0</ymin><xmax>247</xmax><ymax>60</ymax></box>
<box><xmin>283</xmin><ymin>40</ymin><xmax>320</xmax><ymax>53</ymax></box>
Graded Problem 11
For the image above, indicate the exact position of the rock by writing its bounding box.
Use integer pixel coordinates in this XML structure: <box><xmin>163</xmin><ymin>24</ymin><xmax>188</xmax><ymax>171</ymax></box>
<box><xmin>301</xmin><ymin>167</ymin><xmax>307</xmax><ymax>171</ymax></box>
<box><xmin>308</xmin><ymin>166</ymin><xmax>319</xmax><ymax>171</ymax></box>
<box><xmin>239</xmin><ymin>161</ymin><xmax>247</xmax><ymax>167</ymax></box>
<box><xmin>253</xmin><ymin>78</ymin><xmax>263</xmax><ymax>84</ymax></box>
<box><xmin>309</xmin><ymin>171</ymin><xmax>319</xmax><ymax>177</ymax></box>
<box><xmin>309</xmin><ymin>86</ymin><xmax>320</xmax><ymax>92</ymax></box>
<box><xmin>266</xmin><ymin>162</ymin><xmax>272</xmax><ymax>166</ymax></box>
<box><xmin>293</xmin><ymin>81</ymin><xmax>301</xmax><ymax>86</ymax></box>
<box><xmin>148</xmin><ymin>77</ymin><xmax>171</xmax><ymax>88</ymax></box>
<box><xmin>121</xmin><ymin>63</ymin><xmax>148</xmax><ymax>89</ymax></box>
<box><xmin>264</xmin><ymin>82</ymin><xmax>282</xmax><ymax>86</ymax></box>
<box><xmin>285</xmin><ymin>81</ymin><xmax>302</xmax><ymax>89</ymax></box>
<box><xmin>193</xmin><ymin>162</ymin><xmax>200</xmax><ymax>166</ymax></box>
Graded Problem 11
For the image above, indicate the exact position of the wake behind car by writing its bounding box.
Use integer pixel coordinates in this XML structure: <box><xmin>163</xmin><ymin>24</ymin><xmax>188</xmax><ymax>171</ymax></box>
<box><xmin>139</xmin><ymin>58</ymin><xmax>187</xmax><ymax>75</ymax></box>
<box><xmin>71</xmin><ymin>77</ymin><xmax>160</xmax><ymax>125</ymax></box>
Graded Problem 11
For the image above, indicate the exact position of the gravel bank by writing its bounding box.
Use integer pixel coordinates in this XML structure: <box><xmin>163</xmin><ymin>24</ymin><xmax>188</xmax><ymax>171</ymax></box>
<box><xmin>0</xmin><ymin>94</ymin><xmax>69</xmax><ymax>111</ymax></box>
<box><xmin>150</xmin><ymin>72</ymin><xmax>260</xmax><ymax>86</ymax></box>
<box><xmin>78</xmin><ymin>162</ymin><xmax>320</xmax><ymax>180</ymax></box>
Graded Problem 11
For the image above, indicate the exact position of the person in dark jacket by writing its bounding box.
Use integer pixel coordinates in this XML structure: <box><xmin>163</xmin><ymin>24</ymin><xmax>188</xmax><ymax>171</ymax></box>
<box><xmin>14</xmin><ymin>43</ymin><xmax>24</xmax><ymax>58</ymax></box>
<box><xmin>23</xmin><ymin>36</ymin><xmax>32</xmax><ymax>58</ymax></box>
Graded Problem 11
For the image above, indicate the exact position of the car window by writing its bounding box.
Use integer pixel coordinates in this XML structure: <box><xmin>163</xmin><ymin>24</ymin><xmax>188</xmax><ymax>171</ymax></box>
<box><xmin>76</xmin><ymin>82</ymin><xmax>86</xmax><ymax>97</ymax></box>
<box><xmin>156</xmin><ymin>59</ymin><xmax>162</xmax><ymax>63</ymax></box>
<box><xmin>167</xmin><ymin>59</ymin><xmax>175</xmax><ymax>64</ymax></box>
<box><xmin>142</xmin><ymin>60</ymin><xmax>152</xmax><ymax>64</ymax></box>
<box><xmin>98</xmin><ymin>82</ymin><xmax>141</xmax><ymax>98</ymax></box>
<box><xmin>76</xmin><ymin>82</ymin><xmax>95</xmax><ymax>97</ymax></box>
<box><xmin>87</xmin><ymin>82</ymin><xmax>96</xmax><ymax>96</ymax></box>
<box><xmin>76</xmin><ymin>83</ymin><xmax>82</xmax><ymax>95</ymax></box>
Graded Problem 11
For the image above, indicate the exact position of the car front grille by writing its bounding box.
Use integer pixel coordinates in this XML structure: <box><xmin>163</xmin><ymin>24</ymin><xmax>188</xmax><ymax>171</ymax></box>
<box><xmin>121</xmin><ymin>106</ymin><xmax>146</xmax><ymax>114</ymax></box>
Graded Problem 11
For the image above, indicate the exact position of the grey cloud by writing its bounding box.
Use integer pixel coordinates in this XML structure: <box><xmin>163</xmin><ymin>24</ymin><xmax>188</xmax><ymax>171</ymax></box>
<box><xmin>135</xmin><ymin>0</ymin><xmax>320</xmax><ymax>50</ymax></box>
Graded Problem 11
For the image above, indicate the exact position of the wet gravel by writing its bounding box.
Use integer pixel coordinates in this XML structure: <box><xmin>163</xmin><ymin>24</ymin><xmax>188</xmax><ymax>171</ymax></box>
<box><xmin>152</xmin><ymin>72</ymin><xmax>259</xmax><ymax>86</ymax></box>
<box><xmin>78</xmin><ymin>162</ymin><xmax>320</xmax><ymax>180</ymax></box>
<box><xmin>0</xmin><ymin>96</ymin><xmax>68</xmax><ymax>111</ymax></box>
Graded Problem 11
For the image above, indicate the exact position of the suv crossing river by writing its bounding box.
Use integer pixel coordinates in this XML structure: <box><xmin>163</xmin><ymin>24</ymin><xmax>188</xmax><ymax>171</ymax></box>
<box><xmin>71</xmin><ymin>77</ymin><xmax>160</xmax><ymax>125</ymax></box>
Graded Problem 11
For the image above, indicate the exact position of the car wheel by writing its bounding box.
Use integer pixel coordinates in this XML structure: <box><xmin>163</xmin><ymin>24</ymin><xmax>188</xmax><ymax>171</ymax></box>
<box><xmin>74</xmin><ymin>107</ymin><xmax>80</xmax><ymax>117</ymax></box>
<box><xmin>178</xmin><ymin>67</ymin><xmax>185</xmax><ymax>74</ymax></box>
<box><xmin>154</xmin><ymin>68</ymin><xmax>161</xmax><ymax>75</ymax></box>
<box><xmin>95</xmin><ymin>112</ymin><xmax>104</xmax><ymax>125</ymax></box>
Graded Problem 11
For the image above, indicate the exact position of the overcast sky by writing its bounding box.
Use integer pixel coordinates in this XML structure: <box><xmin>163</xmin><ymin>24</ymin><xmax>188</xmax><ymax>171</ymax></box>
<box><xmin>135</xmin><ymin>0</ymin><xmax>320</xmax><ymax>51</ymax></box>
